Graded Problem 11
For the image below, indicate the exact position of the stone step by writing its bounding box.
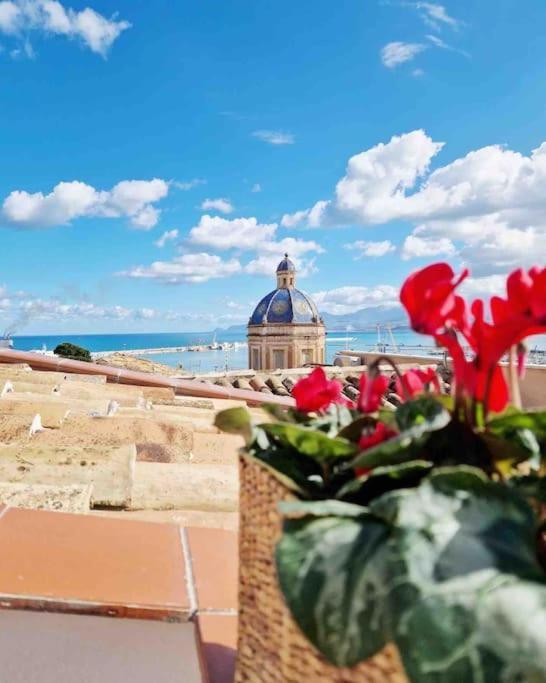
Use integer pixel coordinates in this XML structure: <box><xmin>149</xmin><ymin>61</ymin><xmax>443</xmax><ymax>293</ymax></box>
<box><xmin>141</xmin><ymin>387</ymin><xmax>177</xmax><ymax>403</ymax></box>
<box><xmin>129</xmin><ymin>462</ymin><xmax>238</xmax><ymax>512</ymax></box>
<box><xmin>0</xmin><ymin>368</ymin><xmax>107</xmax><ymax>384</ymax></box>
<box><xmin>0</xmin><ymin>443</ymin><xmax>136</xmax><ymax>507</ymax></box>
<box><xmin>41</xmin><ymin>414</ymin><xmax>194</xmax><ymax>451</ymax></box>
<box><xmin>0</xmin><ymin>394</ymin><xmax>112</xmax><ymax>418</ymax></box>
<box><xmin>0</xmin><ymin>399</ymin><xmax>70</xmax><ymax>428</ymax></box>
<box><xmin>0</xmin><ymin>482</ymin><xmax>93</xmax><ymax>513</ymax></box>
<box><xmin>0</xmin><ymin>363</ymin><xmax>32</xmax><ymax>372</ymax></box>
<box><xmin>115</xmin><ymin>407</ymin><xmax>219</xmax><ymax>433</ymax></box>
<box><xmin>0</xmin><ymin>414</ymin><xmax>41</xmax><ymax>441</ymax></box>
<box><xmin>136</xmin><ymin>442</ymin><xmax>238</xmax><ymax>465</ymax></box>
<box><xmin>192</xmin><ymin>431</ymin><xmax>244</xmax><ymax>459</ymax></box>
<box><xmin>56</xmin><ymin>382</ymin><xmax>145</xmax><ymax>407</ymax></box>
<box><xmin>91</xmin><ymin>508</ymin><xmax>239</xmax><ymax>530</ymax></box>
<box><xmin>1</xmin><ymin>381</ymin><xmax>57</xmax><ymax>396</ymax></box>
<box><xmin>0</xmin><ymin>371</ymin><xmax>60</xmax><ymax>387</ymax></box>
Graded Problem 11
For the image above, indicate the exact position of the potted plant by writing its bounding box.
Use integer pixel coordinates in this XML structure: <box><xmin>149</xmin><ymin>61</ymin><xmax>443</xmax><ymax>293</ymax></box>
<box><xmin>217</xmin><ymin>262</ymin><xmax>546</xmax><ymax>683</ymax></box>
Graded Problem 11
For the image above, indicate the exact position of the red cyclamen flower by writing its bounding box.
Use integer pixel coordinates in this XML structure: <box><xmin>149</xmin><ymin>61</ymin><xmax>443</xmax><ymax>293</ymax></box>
<box><xmin>358</xmin><ymin>374</ymin><xmax>389</xmax><ymax>413</ymax></box>
<box><xmin>292</xmin><ymin>367</ymin><xmax>345</xmax><ymax>413</ymax></box>
<box><xmin>355</xmin><ymin>422</ymin><xmax>398</xmax><ymax>477</ymax></box>
<box><xmin>395</xmin><ymin>367</ymin><xmax>440</xmax><ymax>398</ymax></box>
<box><xmin>400</xmin><ymin>262</ymin><xmax>469</xmax><ymax>337</ymax></box>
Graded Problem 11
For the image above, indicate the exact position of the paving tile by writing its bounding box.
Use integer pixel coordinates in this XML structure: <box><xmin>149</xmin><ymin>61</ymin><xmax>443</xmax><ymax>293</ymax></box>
<box><xmin>185</xmin><ymin>527</ymin><xmax>238</xmax><ymax>611</ymax></box>
<box><xmin>0</xmin><ymin>507</ymin><xmax>190</xmax><ymax>620</ymax></box>
<box><xmin>197</xmin><ymin>614</ymin><xmax>237</xmax><ymax>683</ymax></box>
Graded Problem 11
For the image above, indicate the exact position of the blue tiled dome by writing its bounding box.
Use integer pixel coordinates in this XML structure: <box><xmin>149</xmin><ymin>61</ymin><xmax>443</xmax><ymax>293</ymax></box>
<box><xmin>276</xmin><ymin>254</ymin><xmax>296</xmax><ymax>272</ymax></box>
<box><xmin>250</xmin><ymin>287</ymin><xmax>320</xmax><ymax>325</ymax></box>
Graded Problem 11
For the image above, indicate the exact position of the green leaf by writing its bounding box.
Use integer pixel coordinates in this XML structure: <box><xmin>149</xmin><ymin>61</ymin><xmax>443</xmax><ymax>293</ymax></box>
<box><xmin>275</xmin><ymin>514</ymin><xmax>391</xmax><ymax>667</ymax></box>
<box><xmin>214</xmin><ymin>407</ymin><xmax>253</xmax><ymax>442</ymax></box>
<box><xmin>336</xmin><ymin>460</ymin><xmax>433</xmax><ymax>502</ymax></box>
<box><xmin>247</xmin><ymin>446</ymin><xmax>323</xmax><ymax>496</ymax></box>
<box><xmin>278</xmin><ymin>499</ymin><xmax>369</xmax><ymax>519</ymax></box>
<box><xmin>275</xmin><ymin>468</ymin><xmax>546</xmax><ymax>678</ymax></box>
<box><xmin>337</xmin><ymin>414</ymin><xmax>376</xmax><ymax>442</ymax></box>
<box><xmin>488</xmin><ymin>410</ymin><xmax>546</xmax><ymax>443</ymax></box>
<box><xmin>508</xmin><ymin>473</ymin><xmax>546</xmax><ymax>504</ymax></box>
<box><xmin>395</xmin><ymin>396</ymin><xmax>450</xmax><ymax>432</ymax></box>
<box><xmin>260</xmin><ymin>422</ymin><xmax>357</xmax><ymax>461</ymax></box>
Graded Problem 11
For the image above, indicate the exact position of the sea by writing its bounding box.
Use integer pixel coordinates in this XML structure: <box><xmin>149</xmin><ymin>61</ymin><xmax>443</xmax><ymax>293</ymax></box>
<box><xmin>9</xmin><ymin>329</ymin><xmax>546</xmax><ymax>374</ymax></box>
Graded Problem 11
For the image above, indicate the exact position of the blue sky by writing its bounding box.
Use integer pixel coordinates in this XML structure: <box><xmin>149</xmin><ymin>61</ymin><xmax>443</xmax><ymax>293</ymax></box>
<box><xmin>1</xmin><ymin>0</ymin><xmax>546</xmax><ymax>334</ymax></box>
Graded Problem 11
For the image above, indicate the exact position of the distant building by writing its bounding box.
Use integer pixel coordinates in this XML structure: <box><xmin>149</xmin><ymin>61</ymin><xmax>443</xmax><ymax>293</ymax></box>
<box><xmin>247</xmin><ymin>254</ymin><xmax>325</xmax><ymax>370</ymax></box>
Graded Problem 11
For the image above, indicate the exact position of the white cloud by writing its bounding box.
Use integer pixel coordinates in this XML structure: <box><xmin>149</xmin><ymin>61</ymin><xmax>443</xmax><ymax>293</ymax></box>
<box><xmin>460</xmin><ymin>275</ymin><xmax>507</xmax><ymax>301</ymax></box>
<box><xmin>252</xmin><ymin>130</ymin><xmax>295</xmax><ymax>145</ymax></box>
<box><xmin>312</xmin><ymin>285</ymin><xmax>400</xmax><ymax>315</ymax></box>
<box><xmin>426</xmin><ymin>32</ymin><xmax>470</xmax><ymax>58</ymax></box>
<box><xmin>154</xmin><ymin>229</ymin><xmax>179</xmax><ymax>248</ymax></box>
<box><xmin>189</xmin><ymin>215</ymin><xmax>277</xmax><ymax>250</ymax></box>
<box><xmin>244</xmin><ymin>236</ymin><xmax>323</xmax><ymax>277</ymax></box>
<box><xmin>187</xmin><ymin>215</ymin><xmax>323</xmax><ymax>277</ymax></box>
<box><xmin>346</xmin><ymin>240</ymin><xmax>395</xmax><ymax>258</ymax></box>
<box><xmin>200</xmin><ymin>198</ymin><xmax>234</xmax><ymax>214</ymax></box>
<box><xmin>280</xmin><ymin>129</ymin><xmax>546</xmax><ymax>276</ymax></box>
<box><xmin>381</xmin><ymin>41</ymin><xmax>427</xmax><ymax>68</ymax></box>
<box><xmin>2</xmin><ymin>178</ymin><xmax>169</xmax><ymax>230</ymax></box>
<box><xmin>251</xmin><ymin>183</ymin><xmax>262</xmax><ymax>193</ymax></box>
<box><xmin>0</xmin><ymin>0</ymin><xmax>130</xmax><ymax>57</ymax></box>
<box><xmin>401</xmin><ymin>234</ymin><xmax>456</xmax><ymax>260</ymax></box>
<box><xmin>413</xmin><ymin>2</ymin><xmax>461</xmax><ymax>31</ymax></box>
<box><xmin>120</xmin><ymin>252</ymin><xmax>242</xmax><ymax>284</ymax></box>
<box><xmin>173</xmin><ymin>178</ymin><xmax>206</xmax><ymax>191</ymax></box>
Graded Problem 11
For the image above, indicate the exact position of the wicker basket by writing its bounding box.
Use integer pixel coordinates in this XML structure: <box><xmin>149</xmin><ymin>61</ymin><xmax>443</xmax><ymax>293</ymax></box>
<box><xmin>236</xmin><ymin>455</ymin><xmax>409</xmax><ymax>683</ymax></box>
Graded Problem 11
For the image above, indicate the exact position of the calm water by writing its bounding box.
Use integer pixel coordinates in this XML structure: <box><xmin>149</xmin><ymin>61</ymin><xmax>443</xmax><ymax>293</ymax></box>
<box><xmin>9</xmin><ymin>330</ymin><xmax>546</xmax><ymax>374</ymax></box>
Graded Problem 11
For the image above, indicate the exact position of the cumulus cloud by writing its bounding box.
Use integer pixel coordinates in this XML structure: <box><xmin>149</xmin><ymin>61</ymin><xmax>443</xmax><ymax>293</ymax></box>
<box><xmin>200</xmin><ymin>198</ymin><xmax>234</xmax><ymax>214</ymax></box>
<box><xmin>244</xmin><ymin>238</ymin><xmax>322</xmax><ymax>277</ymax></box>
<box><xmin>252</xmin><ymin>130</ymin><xmax>295</xmax><ymax>145</ymax></box>
<box><xmin>281</xmin><ymin>129</ymin><xmax>546</xmax><ymax>275</ymax></box>
<box><xmin>2</xmin><ymin>178</ymin><xmax>169</xmax><ymax>230</ymax></box>
<box><xmin>251</xmin><ymin>183</ymin><xmax>262</xmax><ymax>193</ymax></box>
<box><xmin>121</xmin><ymin>252</ymin><xmax>242</xmax><ymax>284</ymax></box>
<box><xmin>189</xmin><ymin>215</ymin><xmax>277</xmax><ymax>250</ymax></box>
<box><xmin>346</xmin><ymin>240</ymin><xmax>395</xmax><ymax>258</ymax></box>
<box><xmin>381</xmin><ymin>41</ymin><xmax>427</xmax><ymax>68</ymax></box>
<box><xmin>187</xmin><ymin>215</ymin><xmax>324</xmax><ymax>277</ymax></box>
<box><xmin>401</xmin><ymin>233</ymin><xmax>456</xmax><ymax>260</ymax></box>
<box><xmin>0</xmin><ymin>0</ymin><xmax>130</xmax><ymax>57</ymax></box>
<box><xmin>154</xmin><ymin>229</ymin><xmax>179</xmax><ymax>248</ymax></box>
<box><xmin>312</xmin><ymin>285</ymin><xmax>400</xmax><ymax>315</ymax></box>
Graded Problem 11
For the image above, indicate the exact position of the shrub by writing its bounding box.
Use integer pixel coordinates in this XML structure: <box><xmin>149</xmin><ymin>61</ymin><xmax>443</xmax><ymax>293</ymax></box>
<box><xmin>53</xmin><ymin>342</ymin><xmax>92</xmax><ymax>363</ymax></box>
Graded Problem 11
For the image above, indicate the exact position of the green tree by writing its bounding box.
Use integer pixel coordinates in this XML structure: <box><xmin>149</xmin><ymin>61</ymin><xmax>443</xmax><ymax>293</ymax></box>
<box><xmin>54</xmin><ymin>342</ymin><xmax>92</xmax><ymax>363</ymax></box>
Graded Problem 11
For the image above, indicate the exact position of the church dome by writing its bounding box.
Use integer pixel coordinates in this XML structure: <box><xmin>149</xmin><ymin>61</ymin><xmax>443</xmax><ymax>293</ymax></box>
<box><xmin>276</xmin><ymin>254</ymin><xmax>296</xmax><ymax>272</ymax></box>
<box><xmin>250</xmin><ymin>287</ymin><xmax>320</xmax><ymax>325</ymax></box>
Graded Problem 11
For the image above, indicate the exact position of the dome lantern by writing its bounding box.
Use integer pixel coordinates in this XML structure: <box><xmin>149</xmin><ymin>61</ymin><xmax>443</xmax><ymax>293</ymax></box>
<box><xmin>276</xmin><ymin>253</ymin><xmax>296</xmax><ymax>289</ymax></box>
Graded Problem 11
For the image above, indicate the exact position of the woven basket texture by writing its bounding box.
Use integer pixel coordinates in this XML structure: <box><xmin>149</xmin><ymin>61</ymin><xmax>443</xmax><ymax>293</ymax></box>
<box><xmin>235</xmin><ymin>455</ymin><xmax>409</xmax><ymax>683</ymax></box>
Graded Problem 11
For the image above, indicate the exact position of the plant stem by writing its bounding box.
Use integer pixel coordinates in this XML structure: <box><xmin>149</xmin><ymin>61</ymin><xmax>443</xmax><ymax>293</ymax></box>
<box><xmin>509</xmin><ymin>346</ymin><xmax>522</xmax><ymax>410</ymax></box>
<box><xmin>367</xmin><ymin>355</ymin><xmax>411</xmax><ymax>401</ymax></box>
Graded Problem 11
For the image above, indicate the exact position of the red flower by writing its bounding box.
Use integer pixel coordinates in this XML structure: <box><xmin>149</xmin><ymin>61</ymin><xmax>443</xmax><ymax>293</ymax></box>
<box><xmin>292</xmin><ymin>367</ymin><xmax>345</xmax><ymax>413</ymax></box>
<box><xmin>358</xmin><ymin>373</ymin><xmax>389</xmax><ymax>413</ymax></box>
<box><xmin>355</xmin><ymin>422</ymin><xmax>398</xmax><ymax>477</ymax></box>
<box><xmin>400</xmin><ymin>262</ymin><xmax>469</xmax><ymax>336</ymax></box>
<box><xmin>395</xmin><ymin>367</ymin><xmax>440</xmax><ymax>398</ymax></box>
